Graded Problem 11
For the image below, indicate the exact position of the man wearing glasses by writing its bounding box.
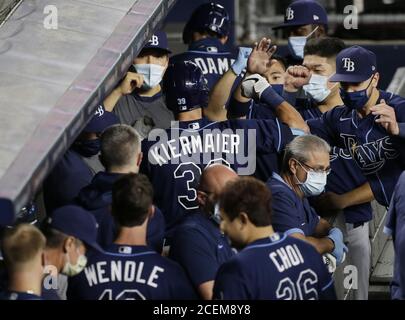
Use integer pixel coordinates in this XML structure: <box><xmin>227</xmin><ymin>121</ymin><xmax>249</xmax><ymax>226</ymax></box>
<box><xmin>266</xmin><ymin>135</ymin><xmax>347</xmax><ymax>265</ymax></box>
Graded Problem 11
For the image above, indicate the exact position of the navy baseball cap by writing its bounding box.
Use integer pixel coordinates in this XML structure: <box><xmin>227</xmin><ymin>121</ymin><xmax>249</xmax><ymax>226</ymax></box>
<box><xmin>83</xmin><ymin>105</ymin><xmax>118</xmax><ymax>133</ymax></box>
<box><xmin>329</xmin><ymin>46</ymin><xmax>377</xmax><ymax>83</ymax></box>
<box><xmin>142</xmin><ymin>31</ymin><xmax>171</xmax><ymax>54</ymax></box>
<box><xmin>273</xmin><ymin>0</ymin><xmax>328</xmax><ymax>29</ymax></box>
<box><xmin>45</xmin><ymin>205</ymin><xmax>102</xmax><ymax>252</ymax></box>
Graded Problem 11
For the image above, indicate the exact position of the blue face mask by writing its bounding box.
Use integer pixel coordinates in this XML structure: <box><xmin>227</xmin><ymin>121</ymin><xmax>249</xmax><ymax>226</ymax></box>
<box><xmin>271</xmin><ymin>84</ymin><xmax>284</xmax><ymax>96</ymax></box>
<box><xmin>288</xmin><ymin>26</ymin><xmax>318</xmax><ymax>60</ymax></box>
<box><xmin>73</xmin><ymin>139</ymin><xmax>101</xmax><ymax>157</ymax></box>
<box><xmin>339</xmin><ymin>78</ymin><xmax>374</xmax><ymax>111</ymax></box>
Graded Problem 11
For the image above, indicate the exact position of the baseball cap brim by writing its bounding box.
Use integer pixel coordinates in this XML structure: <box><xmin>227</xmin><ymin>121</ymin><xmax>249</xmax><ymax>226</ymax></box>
<box><xmin>83</xmin><ymin>111</ymin><xmax>119</xmax><ymax>133</ymax></box>
<box><xmin>272</xmin><ymin>21</ymin><xmax>307</xmax><ymax>30</ymax></box>
<box><xmin>329</xmin><ymin>73</ymin><xmax>371</xmax><ymax>83</ymax></box>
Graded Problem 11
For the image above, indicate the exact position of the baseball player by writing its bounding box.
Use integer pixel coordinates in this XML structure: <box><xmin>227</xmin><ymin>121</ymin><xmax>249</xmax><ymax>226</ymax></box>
<box><xmin>103</xmin><ymin>31</ymin><xmax>174</xmax><ymax>133</ymax></box>
<box><xmin>143</xmin><ymin>60</ymin><xmax>295</xmax><ymax>236</ymax></box>
<box><xmin>43</xmin><ymin>105</ymin><xmax>118</xmax><ymax>214</ymax></box>
<box><xmin>169</xmin><ymin>164</ymin><xmax>237</xmax><ymax>299</ymax></box>
<box><xmin>75</xmin><ymin>124</ymin><xmax>165</xmax><ymax>253</ymax></box>
<box><xmin>384</xmin><ymin>171</ymin><xmax>405</xmax><ymax>299</ymax></box>
<box><xmin>0</xmin><ymin>224</ymin><xmax>46</xmax><ymax>300</ymax></box>
<box><xmin>267</xmin><ymin>135</ymin><xmax>348</xmax><ymax>265</ymax></box>
<box><xmin>213</xmin><ymin>176</ymin><xmax>336</xmax><ymax>300</ymax></box>
<box><xmin>307</xmin><ymin>45</ymin><xmax>405</xmax><ymax>208</ymax></box>
<box><xmin>170</xmin><ymin>2</ymin><xmax>237</xmax><ymax>90</ymax></box>
<box><xmin>67</xmin><ymin>174</ymin><xmax>197</xmax><ymax>300</ymax></box>
<box><xmin>272</xmin><ymin>0</ymin><xmax>328</xmax><ymax>65</ymax></box>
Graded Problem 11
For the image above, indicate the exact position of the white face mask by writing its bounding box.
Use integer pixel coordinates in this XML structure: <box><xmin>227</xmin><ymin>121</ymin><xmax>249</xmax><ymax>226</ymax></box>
<box><xmin>288</xmin><ymin>26</ymin><xmax>319</xmax><ymax>59</ymax></box>
<box><xmin>62</xmin><ymin>250</ymin><xmax>87</xmax><ymax>277</ymax></box>
<box><xmin>133</xmin><ymin>64</ymin><xmax>165</xmax><ymax>90</ymax></box>
<box><xmin>294</xmin><ymin>160</ymin><xmax>328</xmax><ymax>197</ymax></box>
<box><xmin>303</xmin><ymin>74</ymin><xmax>331</xmax><ymax>102</ymax></box>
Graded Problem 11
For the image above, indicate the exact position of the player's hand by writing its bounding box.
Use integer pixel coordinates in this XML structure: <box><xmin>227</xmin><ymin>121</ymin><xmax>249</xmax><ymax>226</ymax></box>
<box><xmin>247</xmin><ymin>37</ymin><xmax>277</xmax><ymax>75</ymax></box>
<box><xmin>284</xmin><ymin>65</ymin><xmax>310</xmax><ymax>92</ymax></box>
<box><xmin>327</xmin><ymin>227</ymin><xmax>348</xmax><ymax>265</ymax></box>
<box><xmin>119</xmin><ymin>72</ymin><xmax>144</xmax><ymax>95</ymax></box>
<box><xmin>231</xmin><ymin>47</ymin><xmax>253</xmax><ymax>76</ymax></box>
<box><xmin>371</xmin><ymin>99</ymin><xmax>400</xmax><ymax>135</ymax></box>
<box><xmin>241</xmin><ymin>74</ymin><xmax>270</xmax><ymax>100</ymax></box>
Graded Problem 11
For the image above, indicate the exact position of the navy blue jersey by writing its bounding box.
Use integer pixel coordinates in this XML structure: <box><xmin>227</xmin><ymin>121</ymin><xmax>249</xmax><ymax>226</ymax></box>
<box><xmin>170</xmin><ymin>38</ymin><xmax>236</xmax><ymax>90</ymax></box>
<box><xmin>141</xmin><ymin>117</ymin><xmax>293</xmax><ymax>233</ymax></box>
<box><xmin>67</xmin><ymin>245</ymin><xmax>197</xmax><ymax>300</ymax></box>
<box><xmin>307</xmin><ymin>90</ymin><xmax>405</xmax><ymax>207</ymax></box>
<box><xmin>43</xmin><ymin>149</ymin><xmax>94</xmax><ymax>214</ymax></box>
<box><xmin>75</xmin><ymin>171</ymin><xmax>165</xmax><ymax>252</ymax></box>
<box><xmin>169</xmin><ymin>212</ymin><xmax>235</xmax><ymax>289</ymax></box>
<box><xmin>385</xmin><ymin>171</ymin><xmax>405</xmax><ymax>299</ymax></box>
<box><xmin>0</xmin><ymin>291</ymin><xmax>42</xmax><ymax>300</ymax></box>
<box><xmin>301</xmin><ymin>106</ymin><xmax>372</xmax><ymax>224</ymax></box>
<box><xmin>213</xmin><ymin>233</ymin><xmax>336</xmax><ymax>300</ymax></box>
<box><xmin>267</xmin><ymin>173</ymin><xmax>320</xmax><ymax>236</ymax></box>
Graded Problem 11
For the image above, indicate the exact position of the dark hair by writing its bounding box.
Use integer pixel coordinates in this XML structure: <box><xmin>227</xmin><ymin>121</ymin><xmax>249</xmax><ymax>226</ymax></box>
<box><xmin>304</xmin><ymin>37</ymin><xmax>346</xmax><ymax>59</ymax></box>
<box><xmin>112</xmin><ymin>173</ymin><xmax>154</xmax><ymax>227</ymax></box>
<box><xmin>272</xmin><ymin>54</ymin><xmax>288</xmax><ymax>70</ymax></box>
<box><xmin>100</xmin><ymin>124</ymin><xmax>141</xmax><ymax>170</ymax></box>
<box><xmin>41</xmin><ymin>225</ymin><xmax>67</xmax><ymax>248</ymax></box>
<box><xmin>219</xmin><ymin>177</ymin><xmax>272</xmax><ymax>227</ymax></box>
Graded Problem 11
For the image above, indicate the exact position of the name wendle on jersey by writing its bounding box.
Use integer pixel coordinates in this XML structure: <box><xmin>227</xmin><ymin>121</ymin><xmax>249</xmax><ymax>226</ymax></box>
<box><xmin>84</xmin><ymin>260</ymin><xmax>164</xmax><ymax>288</ymax></box>
<box><xmin>146</xmin><ymin>126</ymin><xmax>258</xmax><ymax>175</ymax></box>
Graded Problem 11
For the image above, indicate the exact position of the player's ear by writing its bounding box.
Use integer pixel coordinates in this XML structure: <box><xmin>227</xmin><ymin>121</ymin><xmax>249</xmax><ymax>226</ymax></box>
<box><xmin>288</xmin><ymin>158</ymin><xmax>298</xmax><ymax>175</ymax></box>
<box><xmin>136</xmin><ymin>151</ymin><xmax>143</xmax><ymax>167</ymax></box>
<box><xmin>148</xmin><ymin>205</ymin><xmax>155</xmax><ymax>218</ymax></box>
<box><xmin>197</xmin><ymin>190</ymin><xmax>207</xmax><ymax>206</ymax></box>
<box><xmin>63</xmin><ymin>236</ymin><xmax>74</xmax><ymax>253</ymax></box>
<box><xmin>372</xmin><ymin>72</ymin><xmax>380</xmax><ymax>88</ymax></box>
<box><xmin>239</xmin><ymin>212</ymin><xmax>249</xmax><ymax>227</ymax></box>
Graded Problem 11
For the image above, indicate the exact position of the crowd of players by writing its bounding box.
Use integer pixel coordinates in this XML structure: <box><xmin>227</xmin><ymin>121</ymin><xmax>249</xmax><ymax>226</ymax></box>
<box><xmin>1</xmin><ymin>0</ymin><xmax>404</xmax><ymax>300</ymax></box>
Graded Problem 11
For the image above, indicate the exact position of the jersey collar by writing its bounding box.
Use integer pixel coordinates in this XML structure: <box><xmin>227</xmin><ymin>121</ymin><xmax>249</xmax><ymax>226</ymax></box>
<box><xmin>188</xmin><ymin>37</ymin><xmax>226</xmax><ymax>52</ymax></box>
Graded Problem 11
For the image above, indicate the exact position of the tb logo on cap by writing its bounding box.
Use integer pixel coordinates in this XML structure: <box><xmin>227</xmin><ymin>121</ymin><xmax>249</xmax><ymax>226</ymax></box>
<box><xmin>149</xmin><ymin>35</ymin><xmax>159</xmax><ymax>46</ymax></box>
<box><xmin>95</xmin><ymin>105</ymin><xmax>105</xmax><ymax>117</ymax></box>
<box><xmin>342</xmin><ymin>58</ymin><xmax>355</xmax><ymax>72</ymax></box>
<box><xmin>286</xmin><ymin>7</ymin><xmax>294</xmax><ymax>20</ymax></box>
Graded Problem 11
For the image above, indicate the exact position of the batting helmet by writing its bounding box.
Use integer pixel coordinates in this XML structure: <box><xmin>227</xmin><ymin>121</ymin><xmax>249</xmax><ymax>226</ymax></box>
<box><xmin>163</xmin><ymin>61</ymin><xmax>209</xmax><ymax>113</ymax></box>
<box><xmin>182</xmin><ymin>2</ymin><xmax>230</xmax><ymax>44</ymax></box>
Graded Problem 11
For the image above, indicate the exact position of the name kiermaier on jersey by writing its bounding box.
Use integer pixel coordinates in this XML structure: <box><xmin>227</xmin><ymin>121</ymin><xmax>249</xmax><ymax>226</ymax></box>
<box><xmin>147</xmin><ymin>127</ymin><xmax>257</xmax><ymax>172</ymax></box>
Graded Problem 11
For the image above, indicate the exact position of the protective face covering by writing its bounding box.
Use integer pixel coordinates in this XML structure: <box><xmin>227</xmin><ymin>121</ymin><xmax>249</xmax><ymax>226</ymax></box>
<box><xmin>288</xmin><ymin>26</ymin><xmax>319</xmax><ymax>60</ymax></box>
<box><xmin>62</xmin><ymin>250</ymin><xmax>87</xmax><ymax>277</ymax></box>
<box><xmin>294</xmin><ymin>160</ymin><xmax>328</xmax><ymax>197</ymax></box>
<box><xmin>73</xmin><ymin>139</ymin><xmax>101</xmax><ymax>157</ymax></box>
<box><xmin>133</xmin><ymin>64</ymin><xmax>165</xmax><ymax>90</ymax></box>
<box><xmin>303</xmin><ymin>74</ymin><xmax>331</xmax><ymax>103</ymax></box>
<box><xmin>339</xmin><ymin>78</ymin><xmax>374</xmax><ymax>111</ymax></box>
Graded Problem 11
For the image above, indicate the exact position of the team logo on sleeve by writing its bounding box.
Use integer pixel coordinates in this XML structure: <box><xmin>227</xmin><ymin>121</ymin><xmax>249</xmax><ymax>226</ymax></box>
<box><xmin>341</xmin><ymin>134</ymin><xmax>399</xmax><ymax>175</ymax></box>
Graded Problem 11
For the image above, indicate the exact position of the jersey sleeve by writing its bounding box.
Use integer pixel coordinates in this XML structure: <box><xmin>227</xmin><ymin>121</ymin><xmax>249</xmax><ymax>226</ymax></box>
<box><xmin>254</xmin><ymin>119</ymin><xmax>293</xmax><ymax>154</ymax></box>
<box><xmin>315</xmin><ymin>254</ymin><xmax>337</xmax><ymax>300</ymax></box>
<box><xmin>307</xmin><ymin>110</ymin><xmax>339</xmax><ymax>145</ymax></box>
<box><xmin>213</xmin><ymin>260</ymin><xmax>251</xmax><ymax>300</ymax></box>
<box><xmin>169</xmin><ymin>227</ymin><xmax>220</xmax><ymax>288</ymax></box>
<box><xmin>270</xmin><ymin>185</ymin><xmax>305</xmax><ymax>235</ymax></box>
<box><xmin>227</xmin><ymin>97</ymin><xmax>252</xmax><ymax>119</ymax></box>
